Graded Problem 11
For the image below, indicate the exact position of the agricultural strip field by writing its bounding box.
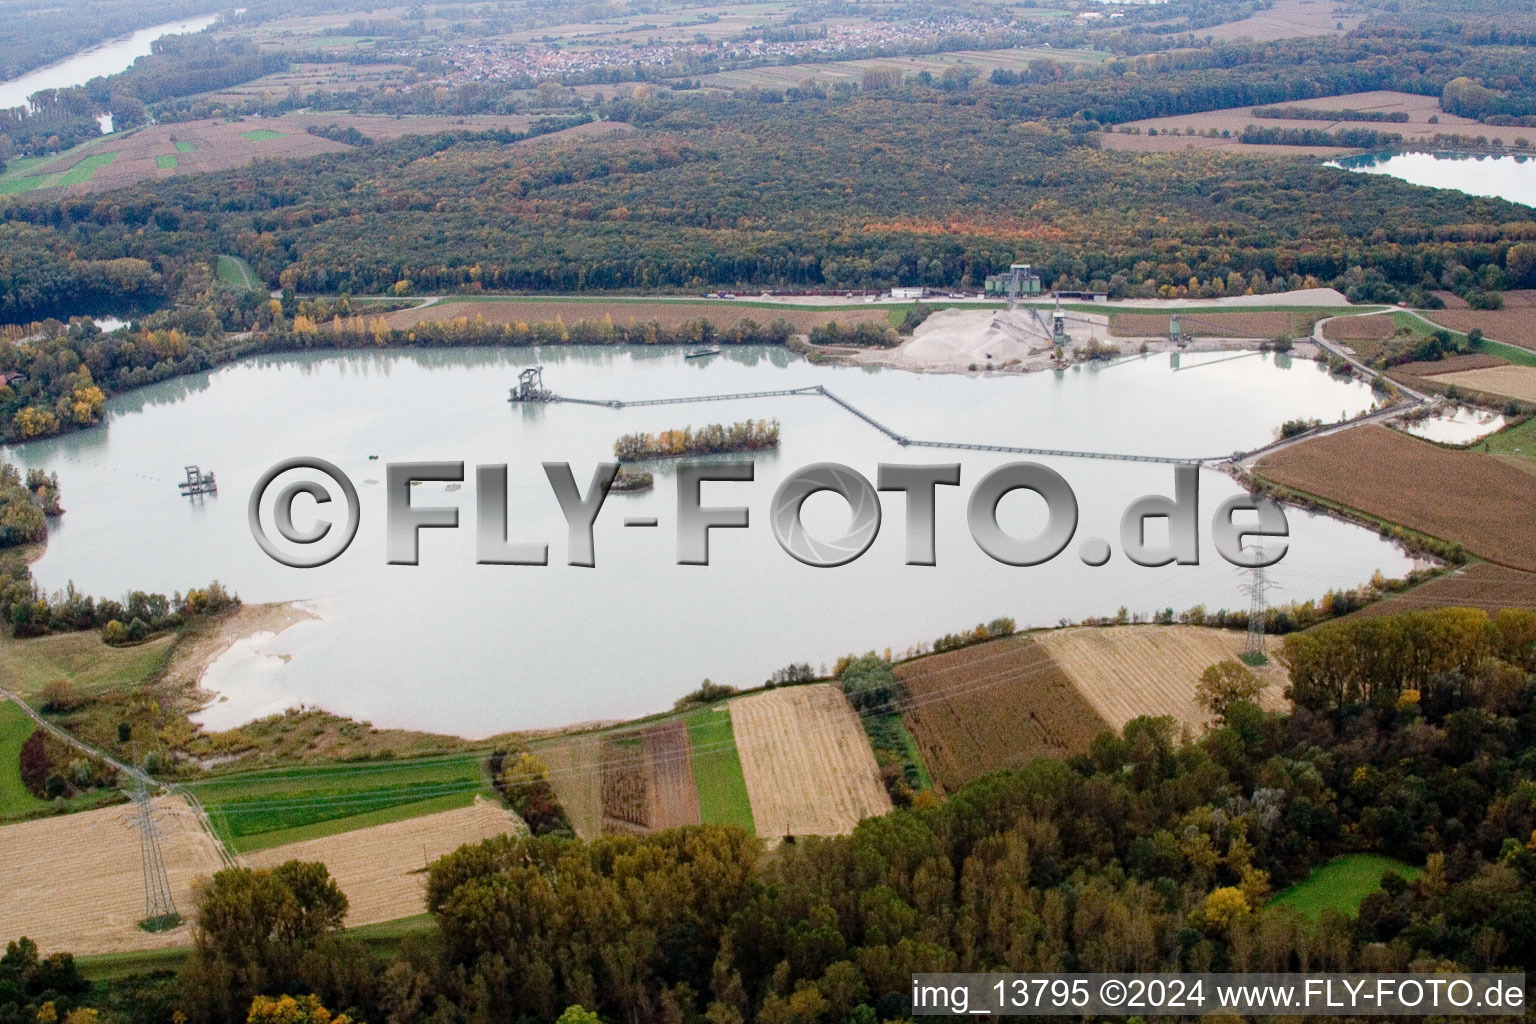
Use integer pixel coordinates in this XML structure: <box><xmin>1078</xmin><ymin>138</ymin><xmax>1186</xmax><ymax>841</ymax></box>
<box><xmin>1270</xmin><ymin>854</ymin><xmax>1421</xmax><ymax>920</ymax></box>
<box><xmin>0</xmin><ymin>796</ymin><xmax>224</xmax><ymax>954</ymax></box>
<box><xmin>599</xmin><ymin>720</ymin><xmax>703</xmax><ymax>833</ymax></box>
<box><xmin>1429</xmin><ymin>366</ymin><xmax>1536</xmax><ymax>404</ymax></box>
<box><xmin>1033</xmin><ymin>626</ymin><xmax>1288</xmax><ymax>735</ymax></box>
<box><xmin>729</xmin><ymin>685</ymin><xmax>890</xmax><ymax>838</ymax></box>
<box><xmin>1108</xmin><ymin>311</ymin><xmax>1305</xmax><ymax>339</ymax></box>
<box><xmin>188</xmin><ymin>754</ymin><xmax>492</xmax><ymax>853</ymax></box>
<box><xmin>684</xmin><ymin>706</ymin><xmax>754</xmax><ymax>833</ymax></box>
<box><xmin>0</xmin><ymin>702</ymin><xmax>44</xmax><ymax>817</ymax></box>
<box><xmin>239</xmin><ymin>129</ymin><xmax>287</xmax><ymax>141</ymax></box>
<box><xmin>383</xmin><ymin>299</ymin><xmax>892</xmax><ymax>334</ymax></box>
<box><xmin>1197</xmin><ymin>0</ymin><xmax>1365</xmax><ymax>42</ymax></box>
<box><xmin>1340</xmin><ymin>563</ymin><xmax>1536</xmax><ymax>620</ymax></box>
<box><xmin>1257</xmin><ymin>424</ymin><xmax>1536</xmax><ymax>571</ymax></box>
<box><xmin>896</xmin><ymin>635</ymin><xmax>1108</xmax><ymax>793</ymax></box>
<box><xmin>0</xmin><ymin>630</ymin><xmax>172</xmax><ymax>698</ymax></box>
<box><xmin>246</xmin><ymin>800</ymin><xmax>523</xmax><ymax>928</ymax></box>
<box><xmin>535</xmin><ymin>732</ymin><xmax>601</xmax><ymax>839</ymax></box>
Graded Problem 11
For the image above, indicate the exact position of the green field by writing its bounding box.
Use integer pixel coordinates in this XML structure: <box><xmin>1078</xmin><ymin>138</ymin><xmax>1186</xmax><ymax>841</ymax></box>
<box><xmin>240</xmin><ymin>129</ymin><xmax>287</xmax><ymax>141</ymax></box>
<box><xmin>215</xmin><ymin>254</ymin><xmax>259</xmax><ymax>290</ymax></box>
<box><xmin>0</xmin><ymin>149</ymin><xmax>119</xmax><ymax>193</ymax></box>
<box><xmin>173</xmin><ymin>140</ymin><xmax>197</xmax><ymax>153</ymax></box>
<box><xmin>155</xmin><ymin>154</ymin><xmax>178</xmax><ymax>169</ymax></box>
<box><xmin>1477</xmin><ymin>337</ymin><xmax>1536</xmax><ymax>368</ymax></box>
<box><xmin>684</xmin><ymin>707</ymin><xmax>755</xmax><ymax>833</ymax></box>
<box><xmin>189</xmin><ymin>754</ymin><xmax>493</xmax><ymax>853</ymax></box>
<box><xmin>0</xmin><ymin>630</ymin><xmax>172</xmax><ymax>698</ymax></box>
<box><xmin>1482</xmin><ymin>414</ymin><xmax>1536</xmax><ymax>470</ymax></box>
<box><xmin>0</xmin><ymin>702</ymin><xmax>45</xmax><ymax>816</ymax></box>
<box><xmin>1270</xmin><ymin>854</ymin><xmax>1422</xmax><ymax>920</ymax></box>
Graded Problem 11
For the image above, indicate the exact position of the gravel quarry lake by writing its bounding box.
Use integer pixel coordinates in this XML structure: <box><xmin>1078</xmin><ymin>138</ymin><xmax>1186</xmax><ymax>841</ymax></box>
<box><xmin>7</xmin><ymin>345</ymin><xmax>1415</xmax><ymax>736</ymax></box>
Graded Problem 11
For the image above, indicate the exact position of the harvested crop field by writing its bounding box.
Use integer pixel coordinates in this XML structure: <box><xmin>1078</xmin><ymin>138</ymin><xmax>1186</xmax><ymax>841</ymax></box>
<box><xmin>1425</xmin><ymin>310</ymin><xmax>1536</xmax><ymax>351</ymax></box>
<box><xmin>1035</xmin><ymin>626</ymin><xmax>1287</xmax><ymax>734</ymax></box>
<box><xmin>1110</xmin><ymin>311</ymin><xmax>1298</xmax><ymax>339</ymax></box>
<box><xmin>2</xmin><ymin>120</ymin><xmax>349</xmax><ymax>196</ymax></box>
<box><xmin>1340</xmin><ymin>563</ymin><xmax>1536</xmax><ymax>619</ymax></box>
<box><xmin>1256</xmin><ymin>424</ymin><xmax>1536</xmax><ymax>571</ymax></box>
<box><xmin>383</xmin><ymin>299</ymin><xmax>891</xmax><ymax>333</ymax></box>
<box><xmin>1109</xmin><ymin>91</ymin><xmax>1536</xmax><ymax>152</ymax></box>
<box><xmin>896</xmin><ymin>636</ymin><xmax>1107</xmax><ymax>793</ymax></box>
<box><xmin>0</xmin><ymin>796</ymin><xmax>223</xmax><ymax>954</ymax></box>
<box><xmin>246</xmin><ymin>799</ymin><xmax>522</xmax><ymax>927</ymax></box>
<box><xmin>729</xmin><ymin>684</ymin><xmax>890</xmax><ymax>837</ymax></box>
<box><xmin>1429</xmin><ymin>366</ymin><xmax>1536</xmax><ymax>404</ymax></box>
<box><xmin>598</xmin><ymin>720</ymin><xmax>701</xmax><ymax>833</ymax></box>
<box><xmin>1196</xmin><ymin>0</ymin><xmax>1365</xmax><ymax>42</ymax></box>
<box><xmin>536</xmin><ymin>732</ymin><xmax>601</xmax><ymax>839</ymax></box>
<box><xmin>1323</xmin><ymin>315</ymin><xmax>1396</xmax><ymax>341</ymax></box>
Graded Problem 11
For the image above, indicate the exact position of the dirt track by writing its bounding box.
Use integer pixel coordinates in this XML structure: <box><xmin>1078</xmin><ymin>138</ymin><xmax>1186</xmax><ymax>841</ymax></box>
<box><xmin>245</xmin><ymin>799</ymin><xmax>522</xmax><ymax>927</ymax></box>
<box><xmin>0</xmin><ymin>796</ymin><xmax>223</xmax><ymax>955</ymax></box>
<box><xmin>729</xmin><ymin>685</ymin><xmax>890</xmax><ymax>837</ymax></box>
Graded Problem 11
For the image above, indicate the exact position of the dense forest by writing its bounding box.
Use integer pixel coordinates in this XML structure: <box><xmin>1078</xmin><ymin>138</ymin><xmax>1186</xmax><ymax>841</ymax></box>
<box><xmin>2</xmin><ymin>90</ymin><xmax>1532</xmax><ymax>326</ymax></box>
<box><xmin>7</xmin><ymin>605</ymin><xmax>1529</xmax><ymax>1024</ymax></box>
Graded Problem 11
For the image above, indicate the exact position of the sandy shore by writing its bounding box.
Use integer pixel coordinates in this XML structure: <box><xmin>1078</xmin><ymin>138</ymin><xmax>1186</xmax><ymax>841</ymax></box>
<box><xmin>166</xmin><ymin>601</ymin><xmax>320</xmax><ymax>727</ymax></box>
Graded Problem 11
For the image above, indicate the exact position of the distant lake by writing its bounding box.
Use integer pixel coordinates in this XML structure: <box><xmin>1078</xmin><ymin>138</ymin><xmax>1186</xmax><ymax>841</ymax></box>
<box><xmin>1328</xmin><ymin>151</ymin><xmax>1536</xmax><ymax>208</ymax></box>
<box><xmin>0</xmin><ymin>14</ymin><xmax>221</xmax><ymax>113</ymax></box>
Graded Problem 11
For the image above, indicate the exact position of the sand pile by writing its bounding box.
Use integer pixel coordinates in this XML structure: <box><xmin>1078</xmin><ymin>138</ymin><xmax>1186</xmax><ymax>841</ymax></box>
<box><xmin>893</xmin><ymin>308</ymin><xmax>1056</xmax><ymax>370</ymax></box>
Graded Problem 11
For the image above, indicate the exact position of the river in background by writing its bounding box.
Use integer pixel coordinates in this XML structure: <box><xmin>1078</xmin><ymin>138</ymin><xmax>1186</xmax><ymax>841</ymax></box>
<box><xmin>6</xmin><ymin>346</ymin><xmax>1415</xmax><ymax>736</ymax></box>
<box><xmin>1329</xmin><ymin>151</ymin><xmax>1536</xmax><ymax>208</ymax></box>
<box><xmin>0</xmin><ymin>14</ymin><xmax>222</xmax><ymax>113</ymax></box>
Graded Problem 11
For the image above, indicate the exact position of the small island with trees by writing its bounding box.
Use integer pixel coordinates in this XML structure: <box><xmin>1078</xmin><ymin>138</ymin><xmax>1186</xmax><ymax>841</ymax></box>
<box><xmin>613</xmin><ymin>419</ymin><xmax>780</xmax><ymax>461</ymax></box>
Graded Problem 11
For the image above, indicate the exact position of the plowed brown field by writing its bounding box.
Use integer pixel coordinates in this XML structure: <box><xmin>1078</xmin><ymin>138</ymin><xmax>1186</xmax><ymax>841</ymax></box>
<box><xmin>730</xmin><ymin>684</ymin><xmax>890</xmax><ymax>837</ymax></box>
<box><xmin>1110</xmin><ymin>312</ymin><xmax>1296</xmax><ymax>339</ymax></box>
<box><xmin>644</xmin><ymin>720</ymin><xmax>702</xmax><ymax>830</ymax></box>
<box><xmin>1035</xmin><ymin>626</ymin><xmax>1287</xmax><ymax>734</ymax></box>
<box><xmin>1323</xmin><ymin>315</ymin><xmax>1396</xmax><ymax>341</ymax></box>
<box><xmin>896</xmin><ymin>636</ymin><xmax>1107</xmax><ymax>792</ymax></box>
<box><xmin>1426</xmin><ymin>310</ymin><xmax>1536</xmax><ymax>351</ymax></box>
<box><xmin>1429</xmin><ymin>366</ymin><xmax>1536</xmax><ymax>404</ymax></box>
<box><xmin>1340</xmin><ymin>563</ymin><xmax>1536</xmax><ymax>619</ymax></box>
<box><xmin>246</xmin><ymin>799</ymin><xmax>522</xmax><ymax>927</ymax></box>
<box><xmin>0</xmin><ymin>796</ymin><xmax>223</xmax><ymax>954</ymax></box>
<box><xmin>384</xmin><ymin>300</ymin><xmax>891</xmax><ymax>333</ymax></box>
<box><xmin>1257</xmin><ymin>424</ymin><xmax>1536</xmax><ymax>571</ymax></box>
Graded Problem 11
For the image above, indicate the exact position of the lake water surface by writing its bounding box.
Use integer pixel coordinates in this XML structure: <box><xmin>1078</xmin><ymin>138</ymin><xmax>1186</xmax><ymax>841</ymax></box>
<box><xmin>6</xmin><ymin>347</ymin><xmax>1414</xmax><ymax>736</ymax></box>
<box><xmin>1329</xmin><ymin>151</ymin><xmax>1536</xmax><ymax>208</ymax></box>
<box><xmin>0</xmin><ymin>14</ymin><xmax>221</xmax><ymax>112</ymax></box>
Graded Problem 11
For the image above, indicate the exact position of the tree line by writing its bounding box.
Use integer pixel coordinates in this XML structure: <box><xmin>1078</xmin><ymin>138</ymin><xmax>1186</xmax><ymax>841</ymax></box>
<box><xmin>16</xmin><ymin>604</ymin><xmax>1531</xmax><ymax>1023</ymax></box>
